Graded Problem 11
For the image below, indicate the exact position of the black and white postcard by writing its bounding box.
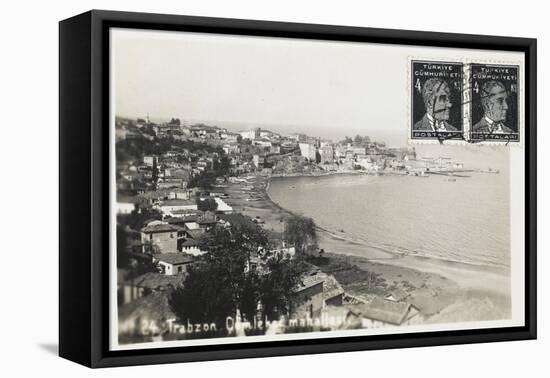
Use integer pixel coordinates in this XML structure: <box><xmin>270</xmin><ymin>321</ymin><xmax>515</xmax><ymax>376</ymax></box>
<box><xmin>109</xmin><ymin>28</ymin><xmax>526</xmax><ymax>351</ymax></box>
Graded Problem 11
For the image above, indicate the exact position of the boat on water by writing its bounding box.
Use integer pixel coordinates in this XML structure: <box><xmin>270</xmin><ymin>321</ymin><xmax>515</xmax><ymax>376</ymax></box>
<box><xmin>479</xmin><ymin>168</ymin><xmax>500</xmax><ymax>174</ymax></box>
<box><xmin>408</xmin><ymin>171</ymin><xmax>429</xmax><ymax>177</ymax></box>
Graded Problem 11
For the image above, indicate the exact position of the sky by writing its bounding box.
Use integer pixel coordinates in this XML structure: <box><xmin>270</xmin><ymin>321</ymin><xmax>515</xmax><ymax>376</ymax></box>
<box><xmin>111</xmin><ymin>28</ymin><xmax>523</xmax><ymax>147</ymax></box>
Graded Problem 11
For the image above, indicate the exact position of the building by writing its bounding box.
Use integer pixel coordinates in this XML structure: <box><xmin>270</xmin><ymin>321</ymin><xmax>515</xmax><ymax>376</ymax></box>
<box><xmin>288</xmin><ymin>133</ymin><xmax>307</xmax><ymax>143</ymax></box>
<box><xmin>143</xmin><ymin>156</ymin><xmax>158</xmax><ymax>167</ymax></box>
<box><xmin>405</xmin><ymin>160</ymin><xmax>428</xmax><ymax>175</ymax></box>
<box><xmin>385</xmin><ymin>288</ymin><xmax>409</xmax><ymax>303</ymax></box>
<box><xmin>118</xmin><ymin>271</ymin><xmax>184</xmax><ymax>305</ymax></box>
<box><xmin>117</xmin><ymin>202</ymin><xmax>136</xmax><ymax>214</ymax></box>
<box><xmin>299</xmin><ymin>143</ymin><xmax>317</xmax><ymax>161</ymax></box>
<box><xmin>179</xmin><ymin>238</ymin><xmax>205</xmax><ymax>256</ymax></box>
<box><xmin>240</xmin><ymin>128</ymin><xmax>261</xmax><ymax>140</ymax></box>
<box><xmin>164</xmin><ymin>168</ymin><xmax>192</xmax><ymax>182</ymax></box>
<box><xmin>280</xmin><ymin>142</ymin><xmax>298</xmax><ymax>154</ymax></box>
<box><xmin>168</xmin><ymin>188</ymin><xmax>191</xmax><ymax>200</ymax></box>
<box><xmin>213</xmin><ymin>197</ymin><xmax>233</xmax><ymax>214</ymax></box>
<box><xmin>165</xmin><ymin>213</ymin><xmax>200</xmax><ymax>227</ymax></box>
<box><xmin>354</xmin><ymin>297</ymin><xmax>420</xmax><ymax>327</ymax></box>
<box><xmin>196</xmin><ymin>211</ymin><xmax>218</xmax><ymax>230</ymax></box>
<box><xmin>355</xmin><ymin>157</ymin><xmax>376</xmax><ymax>170</ymax></box>
<box><xmin>157</xmin><ymin>178</ymin><xmax>186</xmax><ymax>189</ymax></box>
<box><xmin>269</xmin><ymin>246</ymin><xmax>296</xmax><ymax>259</ymax></box>
<box><xmin>253</xmin><ymin>139</ymin><xmax>273</xmax><ymax>148</ymax></box>
<box><xmin>118</xmin><ymin>291</ymin><xmax>177</xmax><ymax>338</ymax></box>
<box><xmin>252</xmin><ymin>154</ymin><xmax>262</xmax><ymax>169</ymax></box>
<box><xmin>217</xmin><ymin>213</ymin><xmax>258</xmax><ymax>229</ymax></box>
<box><xmin>350</xmin><ymin>146</ymin><xmax>367</xmax><ymax>156</ymax></box>
<box><xmin>154</xmin><ymin>253</ymin><xmax>195</xmax><ymax>275</ymax></box>
<box><xmin>221</xmin><ymin>131</ymin><xmax>240</xmax><ymax>143</ymax></box>
<box><xmin>140</xmin><ymin>222</ymin><xmax>185</xmax><ymax>253</ymax></box>
<box><xmin>116</xmin><ymin>194</ymin><xmax>138</xmax><ymax>214</ymax></box>
<box><xmin>319</xmin><ymin>145</ymin><xmax>334</xmax><ymax>164</ymax></box>
<box><xmin>259</xmin><ymin>129</ymin><xmax>278</xmax><ymax>139</ymax></box>
<box><xmin>159</xmin><ymin>199</ymin><xmax>198</xmax><ymax>215</ymax></box>
<box><xmin>320</xmin><ymin>273</ymin><xmax>345</xmax><ymax>307</ymax></box>
<box><xmin>291</xmin><ymin>272</ymin><xmax>325</xmax><ymax>319</ymax></box>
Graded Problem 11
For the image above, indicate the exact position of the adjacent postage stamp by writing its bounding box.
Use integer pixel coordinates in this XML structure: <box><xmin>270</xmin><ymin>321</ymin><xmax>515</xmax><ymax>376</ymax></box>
<box><xmin>470</xmin><ymin>64</ymin><xmax>519</xmax><ymax>142</ymax></box>
<box><xmin>410</xmin><ymin>60</ymin><xmax>464</xmax><ymax>141</ymax></box>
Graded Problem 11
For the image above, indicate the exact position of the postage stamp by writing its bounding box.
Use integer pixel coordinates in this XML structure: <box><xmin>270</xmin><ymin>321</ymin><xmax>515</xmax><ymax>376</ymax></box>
<box><xmin>470</xmin><ymin>64</ymin><xmax>519</xmax><ymax>143</ymax></box>
<box><xmin>410</xmin><ymin>60</ymin><xmax>464</xmax><ymax>141</ymax></box>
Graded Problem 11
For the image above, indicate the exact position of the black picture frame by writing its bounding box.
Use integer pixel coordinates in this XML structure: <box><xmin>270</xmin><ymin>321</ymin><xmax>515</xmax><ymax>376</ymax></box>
<box><xmin>59</xmin><ymin>9</ymin><xmax>537</xmax><ymax>368</ymax></box>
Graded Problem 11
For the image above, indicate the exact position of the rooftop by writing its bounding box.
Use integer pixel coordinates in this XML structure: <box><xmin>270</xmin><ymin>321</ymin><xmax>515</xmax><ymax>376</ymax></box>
<box><xmin>165</xmin><ymin>214</ymin><xmax>200</xmax><ymax>224</ymax></box>
<box><xmin>293</xmin><ymin>271</ymin><xmax>325</xmax><ymax>292</ymax></box>
<box><xmin>161</xmin><ymin>199</ymin><xmax>196</xmax><ymax>206</ymax></box>
<box><xmin>118</xmin><ymin>291</ymin><xmax>176</xmax><ymax>324</ymax></box>
<box><xmin>185</xmin><ymin>229</ymin><xmax>204</xmax><ymax>239</ymax></box>
<box><xmin>154</xmin><ymin>252</ymin><xmax>194</xmax><ymax>265</ymax></box>
<box><xmin>138</xmin><ymin>189</ymin><xmax>171</xmax><ymax>200</ymax></box>
<box><xmin>318</xmin><ymin>272</ymin><xmax>345</xmax><ymax>300</ymax></box>
<box><xmin>354</xmin><ymin>297</ymin><xmax>412</xmax><ymax>325</ymax></box>
<box><xmin>141</xmin><ymin>223</ymin><xmax>183</xmax><ymax>233</ymax></box>
<box><xmin>117</xmin><ymin>193</ymin><xmax>140</xmax><ymax>204</ymax></box>
<box><xmin>218</xmin><ymin>213</ymin><xmax>257</xmax><ymax>229</ymax></box>
<box><xmin>181</xmin><ymin>239</ymin><xmax>200</xmax><ymax>247</ymax></box>
<box><xmin>170</xmin><ymin>209</ymin><xmax>200</xmax><ymax>217</ymax></box>
<box><xmin>129</xmin><ymin>272</ymin><xmax>185</xmax><ymax>290</ymax></box>
<box><xmin>385</xmin><ymin>288</ymin><xmax>409</xmax><ymax>302</ymax></box>
<box><xmin>197</xmin><ymin>211</ymin><xmax>217</xmax><ymax>225</ymax></box>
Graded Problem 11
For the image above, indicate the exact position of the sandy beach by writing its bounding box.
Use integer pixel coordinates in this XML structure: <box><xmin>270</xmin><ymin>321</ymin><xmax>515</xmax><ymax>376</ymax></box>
<box><xmin>223</xmin><ymin>173</ymin><xmax>512</xmax><ymax>323</ymax></box>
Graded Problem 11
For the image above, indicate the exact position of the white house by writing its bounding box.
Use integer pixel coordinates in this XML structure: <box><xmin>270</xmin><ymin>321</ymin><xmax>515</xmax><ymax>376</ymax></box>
<box><xmin>240</xmin><ymin>128</ymin><xmax>260</xmax><ymax>140</ymax></box>
<box><xmin>116</xmin><ymin>202</ymin><xmax>135</xmax><ymax>214</ymax></box>
<box><xmin>213</xmin><ymin>197</ymin><xmax>233</xmax><ymax>214</ymax></box>
<box><xmin>153</xmin><ymin>253</ymin><xmax>195</xmax><ymax>275</ymax></box>
<box><xmin>159</xmin><ymin>199</ymin><xmax>198</xmax><ymax>215</ymax></box>
<box><xmin>356</xmin><ymin>297</ymin><xmax>420</xmax><ymax>328</ymax></box>
<box><xmin>179</xmin><ymin>239</ymin><xmax>207</xmax><ymax>256</ymax></box>
<box><xmin>299</xmin><ymin>143</ymin><xmax>317</xmax><ymax>161</ymax></box>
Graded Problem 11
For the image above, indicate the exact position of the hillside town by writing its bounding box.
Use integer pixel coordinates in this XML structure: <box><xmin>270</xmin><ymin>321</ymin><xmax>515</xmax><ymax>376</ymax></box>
<box><xmin>116</xmin><ymin>115</ymin><xmax>471</xmax><ymax>343</ymax></box>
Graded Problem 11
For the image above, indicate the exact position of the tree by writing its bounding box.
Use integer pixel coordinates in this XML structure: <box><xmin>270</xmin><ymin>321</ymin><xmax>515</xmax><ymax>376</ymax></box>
<box><xmin>151</xmin><ymin>157</ymin><xmax>158</xmax><ymax>188</ymax></box>
<box><xmin>196</xmin><ymin>197</ymin><xmax>218</xmax><ymax>212</ymax></box>
<box><xmin>171</xmin><ymin>222</ymin><xmax>268</xmax><ymax>324</ymax></box>
<box><xmin>169</xmin><ymin>218</ymin><xmax>306</xmax><ymax>327</ymax></box>
<box><xmin>219</xmin><ymin>156</ymin><xmax>231</xmax><ymax>174</ymax></box>
<box><xmin>341</xmin><ymin>136</ymin><xmax>353</xmax><ymax>145</ymax></box>
<box><xmin>116</xmin><ymin>225</ymin><xmax>131</xmax><ymax>268</ymax></box>
<box><xmin>283</xmin><ymin>215</ymin><xmax>318</xmax><ymax>256</ymax></box>
<box><xmin>188</xmin><ymin>171</ymin><xmax>217</xmax><ymax>190</ymax></box>
<box><xmin>351</xmin><ymin>135</ymin><xmax>371</xmax><ymax>147</ymax></box>
<box><xmin>170</xmin><ymin>258</ymin><xmax>239</xmax><ymax>325</ymax></box>
<box><xmin>259</xmin><ymin>252</ymin><xmax>305</xmax><ymax>320</ymax></box>
<box><xmin>127</xmin><ymin>253</ymin><xmax>161</xmax><ymax>279</ymax></box>
<box><xmin>117</xmin><ymin>207</ymin><xmax>163</xmax><ymax>232</ymax></box>
<box><xmin>116</xmin><ymin>224</ymin><xmax>160</xmax><ymax>277</ymax></box>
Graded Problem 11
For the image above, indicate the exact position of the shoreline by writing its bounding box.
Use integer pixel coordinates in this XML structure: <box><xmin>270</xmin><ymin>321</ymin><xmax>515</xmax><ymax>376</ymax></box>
<box><xmin>224</xmin><ymin>173</ymin><xmax>511</xmax><ymax>321</ymax></box>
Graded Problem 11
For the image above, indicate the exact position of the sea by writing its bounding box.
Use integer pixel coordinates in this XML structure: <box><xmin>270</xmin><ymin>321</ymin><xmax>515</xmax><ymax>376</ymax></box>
<box><xmin>267</xmin><ymin>155</ymin><xmax>511</xmax><ymax>269</ymax></box>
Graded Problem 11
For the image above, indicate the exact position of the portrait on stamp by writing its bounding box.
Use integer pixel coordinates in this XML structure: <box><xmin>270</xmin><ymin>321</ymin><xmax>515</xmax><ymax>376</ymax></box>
<box><xmin>470</xmin><ymin>64</ymin><xmax>519</xmax><ymax>142</ymax></box>
<box><xmin>411</xmin><ymin>61</ymin><xmax>463</xmax><ymax>140</ymax></box>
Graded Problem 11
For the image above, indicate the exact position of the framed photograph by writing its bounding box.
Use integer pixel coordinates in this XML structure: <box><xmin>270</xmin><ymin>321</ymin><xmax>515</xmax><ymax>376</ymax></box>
<box><xmin>59</xmin><ymin>10</ymin><xmax>537</xmax><ymax>368</ymax></box>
